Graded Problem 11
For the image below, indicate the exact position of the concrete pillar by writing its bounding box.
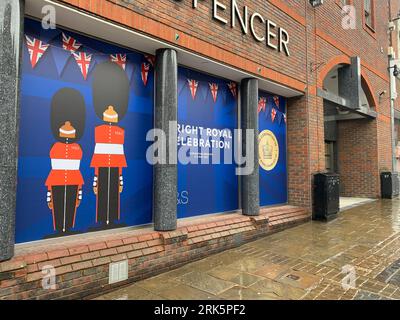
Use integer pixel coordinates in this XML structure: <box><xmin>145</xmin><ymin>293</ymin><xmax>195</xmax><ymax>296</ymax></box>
<box><xmin>240</xmin><ymin>78</ymin><xmax>260</xmax><ymax>216</ymax></box>
<box><xmin>0</xmin><ymin>0</ymin><xmax>24</xmax><ymax>262</ymax></box>
<box><xmin>338</xmin><ymin>56</ymin><xmax>361</xmax><ymax>109</ymax></box>
<box><xmin>153</xmin><ymin>49</ymin><xmax>178</xmax><ymax>231</ymax></box>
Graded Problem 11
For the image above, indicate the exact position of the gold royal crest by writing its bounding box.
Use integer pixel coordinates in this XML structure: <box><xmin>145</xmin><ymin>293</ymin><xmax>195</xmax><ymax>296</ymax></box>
<box><xmin>259</xmin><ymin>130</ymin><xmax>279</xmax><ymax>171</ymax></box>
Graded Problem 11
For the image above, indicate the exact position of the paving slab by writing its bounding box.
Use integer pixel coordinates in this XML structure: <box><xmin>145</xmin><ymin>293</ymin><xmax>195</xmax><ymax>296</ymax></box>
<box><xmin>95</xmin><ymin>199</ymin><xmax>400</xmax><ymax>300</ymax></box>
<box><xmin>177</xmin><ymin>271</ymin><xmax>236</xmax><ymax>295</ymax></box>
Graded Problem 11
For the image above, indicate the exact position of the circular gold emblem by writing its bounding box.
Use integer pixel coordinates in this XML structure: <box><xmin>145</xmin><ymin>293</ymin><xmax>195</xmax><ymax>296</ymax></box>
<box><xmin>259</xmin><ymin>130</ymin><xmax>279</xmax><ymax>171</ymax></box>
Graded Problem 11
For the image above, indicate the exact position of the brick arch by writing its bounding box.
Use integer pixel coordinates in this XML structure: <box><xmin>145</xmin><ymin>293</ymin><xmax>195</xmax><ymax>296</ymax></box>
<box><xmin>317</xmin><ymin>55</ymin><xmax>351</xmax><ymax>88</ymax></box>
<box><xmin>318</xmin><ymin>55</ymin><xmax>378</xmax><ymax>109</ymax></box>
<box><xmin>360</xmin><ymin>71</ymin><xmax>378</xmax><ymax>109</ymax></box>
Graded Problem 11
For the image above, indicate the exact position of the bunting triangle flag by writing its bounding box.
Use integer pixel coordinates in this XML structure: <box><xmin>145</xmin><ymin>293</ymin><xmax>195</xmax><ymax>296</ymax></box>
<box><xmin>277</xmin><ymin>112</ymin><xmax>283</xmax><ymax>125</ymax></box>
<box><xmin>50</xmin><ymin>46</ymin><xmax>72</xmax><ymax>76</ymax></box>
<box><xmin>258</xmin><ymin>97</ymin><xmax>267</xmax><ymax>113</ymax></box>
<box><xmin>144</xmin><ymin>54</ymin><xmax>156</xmax><ymax>67</ymax></box>
<box><xmin>62</xmin><ymin>32</ymin><xmax>81</xmax><ymax>53</ymax></box>
<box><xmin>198</xmin><ymin>82</ymin><xmax>208</xmax><ymax>101</ymax></box>
<box><xmin>271</xmin><ymin>108</ymin><xmax>277</xmax><ymax>122</ymax></box>
<box><xmin>141</xmin><ymin>62</ymin><xmax>150</xmax><ymax>86</ymax></box>
<box><xmin>25</xmin><ymin>35</ymin><xmax>49</xmax><ymax>68</ymax></box>
<box><xmin>72</xmin><ymin>52</ymin><xmax>92</xmax><ymax>80</ymax></box>
<box><xmin>221</xmin><ymin>85</ymin><xmax>229</xmax><ymax>105</ymax></box>
<box><xmin>110</xmin><ymin>54</ymin><xmax>127</xmax><ymax>70</ymax></box>
<box><xmin>39</xmin><ymin>27</ymin><xmax>60</xmax><ymax>44</ymax></box>
<box><xmin>178</xmin><ymin>77</ymin><xmax>187</xmax><ymax>96</ymax></box>
<box><xmin>82</xmin><ymin>47</ymin><xmax>99</xmax><ymax>76</ymax></box>
<box><xmin>209</xmin><ymin>83</ymin><xmax>219</xmax><ymax>102</ymax></box>
<box><xmin>273</xmin><ymin>95</ymin><xmax>280</xmax><ymax>109</ymax></box>
<box><xmin>227</xmin><ymin>82</ymin><xmax>238</xmax><ymax>99</ymax></box>
<box><xmin>187</xmin><ymin>79</ymin><xmax>199</xmax><ymax>100</ymax></box>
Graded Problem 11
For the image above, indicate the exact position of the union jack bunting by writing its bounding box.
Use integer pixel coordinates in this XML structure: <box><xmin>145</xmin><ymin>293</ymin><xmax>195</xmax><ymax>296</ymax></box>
<box><xmin>141</xmin><ymin>63</ymin><xmax>150</xmax><ymax>86</ymax></box>
<box><xmin>73</xmin><ymin>52</ymin><xmax>92</xmax><ymax>80</ymax></box>
<box><xmin>227</xmin><ymin>82</ymin><xmax>237</xmax><ymax>98</ymax></box>
<box><xmin>258</xmin><ymin>97</ymin><xmax>267</xmax><ymax>113</ymax></box>
<box><xmin>110</xmin><ymin>54</ymin><xmax>127</xmax><ymax>70</ymax></box>
<box><xmin>144</xmin><ymin>54</ymin><xmax>156</xmax><ymax>67</ymax></box>
<box><xmin>62</xmin><ymin>32</ymin><xmax>81</xmax><ymax>52</ymax></box>
<box><xmin>209</xmin><ymin>83</ymin><xmax>219</xmax><ymax>102</ymax></box>
<box><xmin>188</xmin><ymin>79</ymin><xmax>199</xmax><ymax>100</ymax></box>
<box><xmin>273</xmin><ymin>95</ymin><xmax>280</xmax><ymax>108</ymax></box>
<box><xmin>271</xmin><ymin>108</ymin><xmax>277</xmax><ymax>122</ymax></box>
<box><xmin>25</xmin><ymin>35</ymin><xmax>49</xmax><ymax>69</ymax></box>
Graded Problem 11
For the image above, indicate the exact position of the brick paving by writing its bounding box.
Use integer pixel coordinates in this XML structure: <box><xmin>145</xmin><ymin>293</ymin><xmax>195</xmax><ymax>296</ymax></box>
<box><xmin>96</xmin><ymin>199</ymin><xmax>400</xmax><ymax>300</ymax></box>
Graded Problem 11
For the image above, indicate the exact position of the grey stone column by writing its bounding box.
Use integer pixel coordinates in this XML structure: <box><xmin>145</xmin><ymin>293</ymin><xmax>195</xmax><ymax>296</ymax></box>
<box><xmin>0</xmin><ymin>0</ymin><xmax>24</xmax><ymax>262</ymax></box>
<box><xmin>338</xmin><ymin>56</ymin><xmax>361</xmax><ymax>109</ymax></box>
<box><xmin>153</xmin><ymin>49</ymin><xmax>178</xmax><ymax>231</ymax></box>
<box><xmin>240</xmin><ymin>78</ymin><xmax>260</xmax><ymax>216</ymax></box>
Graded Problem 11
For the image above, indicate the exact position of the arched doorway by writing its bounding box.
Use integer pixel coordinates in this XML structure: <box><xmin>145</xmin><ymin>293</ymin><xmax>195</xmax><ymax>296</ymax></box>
<box><xmin>318</xmin><ymin>56</ymin><xmax>379</xmax><ymax>199</ymax></box>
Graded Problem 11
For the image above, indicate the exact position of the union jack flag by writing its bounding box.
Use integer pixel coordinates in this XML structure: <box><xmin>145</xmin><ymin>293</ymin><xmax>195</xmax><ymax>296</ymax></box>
<box><xmin>227</xmin><ymin>82</ymin><xmax>237</xmax><ymax>98</ymax></box>
<box><xmin>62</xmin><ymin>32</ymin><xmax>81</xmax><ymax>52</ymax></box>
<box><xmin>273</xmin><ymin>95</ymin><xmax>280</xmax><ymax>108</ymax></box>
<box><xmin>73</xmin><ymin>52</ymin><xmax>92</xmax><ymax>80</ymax></box>
<box><xmin>258</xmin><ymin>97</ymin><xmax>267</xmax><ymax>113</ymax></box>
<box><xmin>188</xmin><ymin>79</ymin><xmax>199</xmax><ymax>100</ymax></box>
<box><xmin>209</xmin><ymin>83</ymin><xmax>219</xmax><ymax>102</ymax></box>
<box><xmin>271</xmin><ymin>108</ymin><xmax>277</xmax><ymax>122</ymax></box>
<box><xmin>141</xmin><ymin>63</ymin><xmax>150</xmax><ymax>86</ymax></box>
<box><xmin>144</xmin><ymin>54</ymin><xmax>156</xmax><ymax>67</ymax></box>
<box><xmin>25</xmin><ymin>35</ymin><xmax>49</xmax><ymax>69</ymax></box>
<box><xmin>110</xmin><ymin>54</ymin><xmax>127</xmax><ymax>70</ymax></box>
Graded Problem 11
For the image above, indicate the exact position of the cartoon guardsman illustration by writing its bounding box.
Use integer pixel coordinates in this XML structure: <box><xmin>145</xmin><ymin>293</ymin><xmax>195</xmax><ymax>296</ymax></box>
<box><xmin>91</xmin><ymin>61</ymin><xmax>129</xmax><ymax>227</ymax></box>
<box><xmin>45</xmin><ymin>88</ymin><xmax>86</xmax><ymax>235</ymax></box>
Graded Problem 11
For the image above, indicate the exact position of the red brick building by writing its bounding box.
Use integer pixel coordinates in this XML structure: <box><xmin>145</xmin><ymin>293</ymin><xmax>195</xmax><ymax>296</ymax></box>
<box><xmin>0</xmin><ymin>0</ymin><xmax>399</xmax><ymax>299</ymax></box>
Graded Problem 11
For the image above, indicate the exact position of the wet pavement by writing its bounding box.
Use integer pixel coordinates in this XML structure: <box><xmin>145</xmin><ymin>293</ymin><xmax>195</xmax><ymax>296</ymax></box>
<box><xmin>95</xmin><ymin>199</ymin><xmax>400</xmax><ymax>300</ymax></box>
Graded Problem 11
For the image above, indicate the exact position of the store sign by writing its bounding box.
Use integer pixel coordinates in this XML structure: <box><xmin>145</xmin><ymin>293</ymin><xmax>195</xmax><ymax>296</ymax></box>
<box><xmin>16</xmin><ymin>18</ymin><xmax>154</xmax><ymax>243</ymax></box>
<box><xmin>172</xmin><ymin>0</ymin><xmax>290</xmax><ymax>56</ymax></box>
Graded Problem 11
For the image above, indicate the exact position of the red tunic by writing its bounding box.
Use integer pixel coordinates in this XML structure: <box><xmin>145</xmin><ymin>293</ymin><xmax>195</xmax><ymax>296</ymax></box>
<box><xmin>45</xmin><ymin>142</ymin><xmax>84</xmax><ymax>187</ymax></box>
<box><xmin>90</xmin><ymin>124</ymin><xmax>127</xmax><ymax>170</ymax></box>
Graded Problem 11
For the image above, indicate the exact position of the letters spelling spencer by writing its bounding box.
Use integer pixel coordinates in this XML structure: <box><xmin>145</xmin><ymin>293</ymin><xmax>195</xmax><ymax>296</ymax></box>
<box><xmin>172</xmin><ymin>0</ymin><xmax>290</xmax><ymax>56</ymax></box>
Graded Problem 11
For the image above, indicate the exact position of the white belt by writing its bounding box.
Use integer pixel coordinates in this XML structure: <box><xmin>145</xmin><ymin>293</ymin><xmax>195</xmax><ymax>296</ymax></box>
<box><xmin>51</xmin><ymin>159</ymin><xmax>80</xmax><ymax>170</ymax></box>
<box><xmin>94</xmin><ymin>143</ymin><xmax>124</xmax><ymax>155</ymax></box>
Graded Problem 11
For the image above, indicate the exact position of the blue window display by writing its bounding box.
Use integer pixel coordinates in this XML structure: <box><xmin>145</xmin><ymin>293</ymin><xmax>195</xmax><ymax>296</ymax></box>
<box><xmin>177</xmin><ymin>67</ymin><xmax>239</xmax><ymax>218</ymax></box>
<box><xmin>258</xmin><ymin>91</ymin><xmax>288</xmax><ymax>206</ymax></box>
<box><xmin>16</xmin><ymin>18</ymin><xmax>154</xmax><ymax>243</ymax></box>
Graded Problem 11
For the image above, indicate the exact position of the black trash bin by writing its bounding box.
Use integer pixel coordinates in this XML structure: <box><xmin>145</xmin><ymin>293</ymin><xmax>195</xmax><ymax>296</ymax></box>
<box><xmin>313</xmin><ymin>173</ymin><xmax>340</xmax><ymax>221</ymax></box>
<box><xmin>381</xmin><ymin>172</ymin><xmax>399</xmax><ymax>199</ymax></box>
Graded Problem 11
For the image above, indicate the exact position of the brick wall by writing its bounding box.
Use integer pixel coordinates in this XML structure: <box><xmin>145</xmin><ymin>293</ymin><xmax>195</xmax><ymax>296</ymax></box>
<box><xmin>337</xmin><ymin>119</ymin><xmax>380</xmax><ymax>198</ymax></box>
<box><xmin>0</xmin><ymin>206</ymin><xmax>308</xmax><ymax>300</ymax></box>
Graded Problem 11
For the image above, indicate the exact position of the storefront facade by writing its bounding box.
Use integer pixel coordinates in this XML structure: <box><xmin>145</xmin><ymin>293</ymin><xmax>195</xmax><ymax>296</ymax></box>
<box><xmin>0</xmin><ymin>0</ymin><xmax>398</xmax><ymax>299</ymax></box>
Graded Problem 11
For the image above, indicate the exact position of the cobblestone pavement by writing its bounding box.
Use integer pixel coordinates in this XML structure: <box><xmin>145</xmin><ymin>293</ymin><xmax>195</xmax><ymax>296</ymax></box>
<box><xmin>96</xmin><ymin>199</ymin><xmax>400</xmax><ymax>300</ymax></box>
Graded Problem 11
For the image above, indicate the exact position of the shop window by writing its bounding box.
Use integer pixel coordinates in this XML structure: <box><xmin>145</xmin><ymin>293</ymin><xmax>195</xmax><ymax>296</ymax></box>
<box><xmin>177</xmin><ymin>67</ymin><xmax>239</xmax><ymax>218</ymax></box>
<box><xmin>258</xmin><ymin>91</ymin><xmax>288</xmax><ymax>207</ymax></box>
<box><xmin>16</xmin><ymin>18</ymin><xmax>154</xmax><ymax>243</ymax></box>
